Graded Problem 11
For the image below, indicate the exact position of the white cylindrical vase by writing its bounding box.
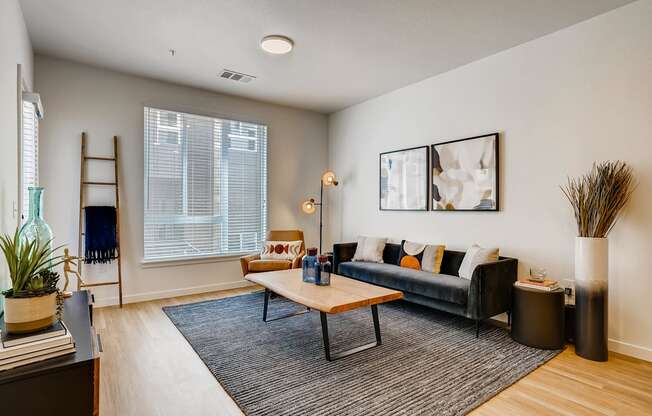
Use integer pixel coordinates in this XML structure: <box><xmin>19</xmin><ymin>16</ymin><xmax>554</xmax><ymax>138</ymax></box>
<box><xmin>574</xmin><ymin>237</ymin><xmax>608</xmax><ymax>361</ymax></box>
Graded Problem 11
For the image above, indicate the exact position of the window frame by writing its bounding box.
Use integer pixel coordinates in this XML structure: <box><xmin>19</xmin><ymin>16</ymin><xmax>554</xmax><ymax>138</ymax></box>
<box><xmin>141</xmin><ymin>105</ymin><xmax>269</xmax><ymax>266</ymax></box>
<box><xmin>19</xmin><ymin>80</ymin><xmax>41</xmax><ymax>224</ymax></box>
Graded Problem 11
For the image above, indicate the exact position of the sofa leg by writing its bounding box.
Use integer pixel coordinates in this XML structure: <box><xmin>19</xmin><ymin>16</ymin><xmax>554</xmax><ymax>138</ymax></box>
<box><xmin>475</xmin><ymin>320</ymin><xmax>480</xmax><ymax>338</ymax></box>
<box><xmin>507</xmin><ymin>310</ymin><xmax>512</xmax><ymax>327</ymax></box>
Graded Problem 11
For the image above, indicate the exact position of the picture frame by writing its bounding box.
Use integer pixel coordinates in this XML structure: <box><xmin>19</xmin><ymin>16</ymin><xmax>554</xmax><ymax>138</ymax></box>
<box><xmin>430</xmin><ymin>133</ymin><xmax>499</xmax><ymax>211</ymax></box>
<box><xmin>379</xmin><ymin>146</ymin><xmax>429</xmax><ymax>211</ymax></box>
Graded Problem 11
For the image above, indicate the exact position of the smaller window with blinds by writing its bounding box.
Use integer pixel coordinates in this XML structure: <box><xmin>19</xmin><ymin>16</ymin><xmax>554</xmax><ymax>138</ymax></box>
<box><xmin>21</xmin><ymin>96</ymin><xmax>40</xmax><ymax>221</ymax></box>
<box><xmin>144</xmin><ymin>107</ymin><xmax>268</xmax><ymax>261</ymax></box>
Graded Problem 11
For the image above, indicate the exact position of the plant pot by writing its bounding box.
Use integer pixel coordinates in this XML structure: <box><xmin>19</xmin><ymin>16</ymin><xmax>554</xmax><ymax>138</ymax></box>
<box><xmin>574</xmin><ymin>237</ymin><xmax>608</xmax><ymax>361</ymax></box>
<box><xmin>3</xmin><ymin>293</ymin><xmax>57</xmax><ymax>334</ymax></box>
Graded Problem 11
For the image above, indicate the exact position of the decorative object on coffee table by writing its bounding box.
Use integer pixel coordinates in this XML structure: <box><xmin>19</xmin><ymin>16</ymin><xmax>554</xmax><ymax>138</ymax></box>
<box><xmin>0</xmin><ymin>228</ymin><xmax>65</xmax><ymax>334</ymax></box>
<box><xmin>511</xmin><ymin>283</ymin><xmax>565</xmax><ymax>350</ymax></box>
<box><xmin>316</xmin><ymin>255</ymin><xmax>331</xmax><ymax>286</ymax></box>
<box><xmin>561</xmin><ymin>161</ymin><xmax>635</xmax><ymax>361</ymax></box>
<box><xmin>431</xmin><ymin>133</ymin><xmax>499</xmax><ymax>211</ymax></box>
<box><xmin>301</xmin><ymin>171</ymin><xmax>339</xmax><ymax>253</ymax></box>
<box><xmin>301</xmin><ymin>247</ymin><xmax>319</xmax><ymax>283</ymax></box>
<box><xmin>379</xmin><ymin>146</ymin><xmax>429</xmax><ymax>211</ymax></box>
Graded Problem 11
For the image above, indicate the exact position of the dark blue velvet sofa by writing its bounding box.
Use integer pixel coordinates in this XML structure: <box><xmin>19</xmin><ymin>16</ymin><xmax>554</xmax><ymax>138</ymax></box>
<box><xmin>333</xmin><ymin>242</ymin><xmax>518</xmax><ymax>337</ymax></box>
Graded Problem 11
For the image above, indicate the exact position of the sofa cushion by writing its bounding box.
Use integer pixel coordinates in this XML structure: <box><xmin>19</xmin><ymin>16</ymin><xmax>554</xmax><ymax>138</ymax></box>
<box><xmin>338</xmin><ymin>261</ymin><xmax>469</xmax><ymax>305</ymax></box>
<box><xmin>248</xmin><ymin>259</ymin><xmax>292</xmax><ymax>272</ymax></box>
<box><xmin>352</xmin><ymin>236</ymin><xmax>387</xmax><ymax>263</ymax></box>
<box><xmin>458</xmin><ymin>245</ymin><xmax>499</xmax><ymax>279</ymax></box>
<box><xmin>398</xmin><ymin>240</ymin><xmax>446</xmax><ymax>273</ymax></box>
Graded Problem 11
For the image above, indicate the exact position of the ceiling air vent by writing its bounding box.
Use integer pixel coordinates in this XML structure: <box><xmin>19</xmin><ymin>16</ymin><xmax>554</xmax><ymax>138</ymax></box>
<box><xmin>219</xmin><ymin>69</ymin><xmax>256</xmax><ymax>83</ymax></box>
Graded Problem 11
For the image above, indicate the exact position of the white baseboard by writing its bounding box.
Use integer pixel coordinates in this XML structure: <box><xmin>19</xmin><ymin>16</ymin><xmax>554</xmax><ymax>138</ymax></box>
<box><xmin>608</xmin><ymin>338</ymin><xmax>652</xmax><ymax>362</ymax></box>
<box><xmin>494</xmin><ymin>314</ymin><xmax>651</xmax><ymax>362</ymax></box>
<box><xmin>92</xmin><ymin>280</ymin><xmax>256</xmax><ymax>308</ymax></box>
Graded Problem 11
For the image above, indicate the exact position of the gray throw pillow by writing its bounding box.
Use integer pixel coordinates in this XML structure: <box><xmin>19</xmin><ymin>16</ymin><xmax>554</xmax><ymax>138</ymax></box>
<box><xmin>352</xmin><ymin>236</ymin><xmax>387</xmax><ymax>263</ymax></box>
<box><xmin>458</xmin><ymin>244</ymin><xmax>499</xmax><ymax>279</ymax></box>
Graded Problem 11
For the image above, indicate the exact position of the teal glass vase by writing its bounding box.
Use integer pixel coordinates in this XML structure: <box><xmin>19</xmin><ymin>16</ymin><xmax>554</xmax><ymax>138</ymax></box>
<box><xmin>19</xmin><ymin>187</ymin><xmax>53</xmax><ymax>251</ymax></box>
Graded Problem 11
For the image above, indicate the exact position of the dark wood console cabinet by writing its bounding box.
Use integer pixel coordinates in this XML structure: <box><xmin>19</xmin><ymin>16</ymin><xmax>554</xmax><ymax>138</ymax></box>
<box><xmin>0</xmin><ymin>291</ymin><xmax>100</xmax><ymax>415</ymax></box>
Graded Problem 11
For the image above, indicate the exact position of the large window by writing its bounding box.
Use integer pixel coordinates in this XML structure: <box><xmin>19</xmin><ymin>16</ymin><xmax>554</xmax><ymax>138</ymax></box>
<box><xmin>143</xmin><ymin>107</ymin><xmax>268</xmax><ymax>261</ymax></box>
<box><xmin>21</xmin><ymin>94</ymin><xmax>40</xmax><ymax>221</ymax></box>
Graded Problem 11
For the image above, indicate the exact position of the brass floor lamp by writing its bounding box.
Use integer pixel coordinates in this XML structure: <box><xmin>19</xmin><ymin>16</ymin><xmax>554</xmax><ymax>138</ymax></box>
<box><xmin>302</xmin><ymin>171</ymin><xmax>339</xmax><ymax>254</ymax></box>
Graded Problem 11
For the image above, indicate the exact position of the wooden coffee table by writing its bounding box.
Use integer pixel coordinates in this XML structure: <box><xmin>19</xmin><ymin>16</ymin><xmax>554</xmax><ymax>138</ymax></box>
<box><xmin>245</xmin><ymin>268</ymin><xmax>403</xmax><ymax>361</ymax></box>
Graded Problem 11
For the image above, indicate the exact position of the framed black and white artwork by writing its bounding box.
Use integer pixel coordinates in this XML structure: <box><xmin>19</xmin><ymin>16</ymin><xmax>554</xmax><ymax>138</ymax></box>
<box><xmin>431</xmin><ymin>133</ymin><xmax>499</xmax><ymax>211</ymax></box>
<box><xmin>379</xmin><ymin>146</ymin><xmax>429</xmax><ymax>211</ymax></box>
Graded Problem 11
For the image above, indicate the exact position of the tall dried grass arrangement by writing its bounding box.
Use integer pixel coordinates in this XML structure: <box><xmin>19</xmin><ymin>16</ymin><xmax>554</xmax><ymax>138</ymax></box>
<box><xmin>561</xmin><ymin>161</ymin><xmax>635</xmax><ymax>238</ymax></box>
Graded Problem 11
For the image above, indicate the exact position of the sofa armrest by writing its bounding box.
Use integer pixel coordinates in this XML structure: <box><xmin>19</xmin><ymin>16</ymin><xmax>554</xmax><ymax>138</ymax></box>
<box><xmin>332</xmin><ymin>242</ymin><xmax>357</xmax><ymax>274</ymax></box>
<box><xmin>240</xmin><ymin>253</ymin><xmax>261</xmax><ymax>276</ymax></box>
<box><xmin>292</xmin><ymin>250</ymin><xmax>306</xmax><ymax>269</ymax></box>
<box><xmin>467</xmin><ymin>258</ymin><xmax>518</xmax><ymax>320</ymax></box>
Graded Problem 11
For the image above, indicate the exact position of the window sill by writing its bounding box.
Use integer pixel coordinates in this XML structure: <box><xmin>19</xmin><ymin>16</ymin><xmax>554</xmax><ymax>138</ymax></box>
<box><xmin>140</xmin><ymin>252</ymin><xmax>255</xmax><ymax>269</ymax></box>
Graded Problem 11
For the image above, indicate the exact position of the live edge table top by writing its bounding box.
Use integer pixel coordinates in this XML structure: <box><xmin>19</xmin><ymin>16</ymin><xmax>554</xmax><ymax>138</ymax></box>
<box><xmin>245</xmin><ymin>269</ymin><xmax>403</xmax><ymax>314</ymax></box>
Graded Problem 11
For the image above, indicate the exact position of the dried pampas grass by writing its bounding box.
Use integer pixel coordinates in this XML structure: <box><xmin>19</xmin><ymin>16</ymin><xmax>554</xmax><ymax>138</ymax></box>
<box><xmin>561</xmin><ymin>161</ymin><xmax>636</xmax><ymax>238</ymax></box>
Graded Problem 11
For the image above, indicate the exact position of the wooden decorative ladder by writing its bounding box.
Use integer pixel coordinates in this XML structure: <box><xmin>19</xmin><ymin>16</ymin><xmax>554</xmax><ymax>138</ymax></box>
<box><xmin>78</xmin><ymin>132</ymin><xmax>124</xmax><ymax>307</ymax></box>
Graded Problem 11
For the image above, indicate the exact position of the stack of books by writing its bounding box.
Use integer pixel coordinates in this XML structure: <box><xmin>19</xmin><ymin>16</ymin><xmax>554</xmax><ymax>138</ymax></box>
<box><xmin>0</xmin><ymin>321</ymin><xmax>76</xmax><ymax>372</ymax></box>
<box><xmin>515</xmin><ymin>279</ymin><xmax>561</xmax><ymax>292</ymax></box>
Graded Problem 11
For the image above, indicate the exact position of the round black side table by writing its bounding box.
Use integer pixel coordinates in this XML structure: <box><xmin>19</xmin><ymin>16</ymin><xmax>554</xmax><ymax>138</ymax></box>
<box><xmin>511</xmin><ymin>284</ymin><xmax>565</xmax><ymax>349</ymax></box>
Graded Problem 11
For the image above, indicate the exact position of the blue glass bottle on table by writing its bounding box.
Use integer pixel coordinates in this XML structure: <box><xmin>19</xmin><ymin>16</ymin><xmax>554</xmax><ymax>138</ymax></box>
<box><xmin>302</xmin><ymin>247</ymin><xmax>319</xmax><ymax>283</ymax></box>
<box><xmin>317</xmin><ymin>255</ymin><xmax>331</xmax><ymax>286</ymax></box>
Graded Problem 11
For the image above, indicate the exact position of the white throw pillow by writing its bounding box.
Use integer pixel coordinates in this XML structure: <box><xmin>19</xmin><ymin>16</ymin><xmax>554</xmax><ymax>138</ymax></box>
<box><xmin>458</xmin><ymin>244</ymin><xmax>499</xmax><ymax>279</ymax></box>
<box><xmin>260</xmin><ymin>240</ymin><xmax>303</xmax><ymax>260</ymax></box>
<box><xmin>352</xmin><ymin>236</ymin><xmax>387</xmax><ymax>263</ymax></box>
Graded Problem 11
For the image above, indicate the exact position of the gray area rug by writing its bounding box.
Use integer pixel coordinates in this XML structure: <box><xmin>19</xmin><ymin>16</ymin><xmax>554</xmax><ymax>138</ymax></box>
<box><xmin>163</xmin><ymin>292</ymin><xmax>561</xmax><ymax>415</ymax></box>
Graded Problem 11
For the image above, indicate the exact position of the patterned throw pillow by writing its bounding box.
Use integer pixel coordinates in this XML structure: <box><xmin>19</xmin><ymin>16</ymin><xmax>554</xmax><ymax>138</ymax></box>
<box><xmin>398</xmin><ymin>240</ymin><xmax>446</xmax><ymax>273</ymax></box>
<box><xmin>458</xmin><ymin>244</ymin><xmax>499</xmax><ymax>279</ymax></box>
<box><xmin>260</xmin><ymin>240</ymin><xmax>303</xmax><ymax>260</ymax></box>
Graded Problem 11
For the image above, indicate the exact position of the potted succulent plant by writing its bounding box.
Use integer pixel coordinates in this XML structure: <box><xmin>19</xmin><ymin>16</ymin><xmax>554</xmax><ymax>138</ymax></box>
<box><xmin>1</xmin><ymin>228</ymin><xmax>65</xmax><ymax>334</ymax></box>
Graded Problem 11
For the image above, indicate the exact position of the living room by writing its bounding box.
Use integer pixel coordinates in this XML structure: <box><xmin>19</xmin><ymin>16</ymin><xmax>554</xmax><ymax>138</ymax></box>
<box><xmin>1</xmin><ymin>0</ymin><xmax>651</xmax><ymax>415</ymax></box>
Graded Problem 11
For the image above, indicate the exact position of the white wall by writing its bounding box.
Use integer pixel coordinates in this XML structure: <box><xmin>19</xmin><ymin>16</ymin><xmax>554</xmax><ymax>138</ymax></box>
<box><xmin>328</xmin><ymin>1</ymin><xmax>652</xmax><ymax>360</ymax></box>
<box><xmin>0</xmin><ymin>0</ymin><xmax>33</xmax><ymax>310</ymax></box>
<box><xmin>35</xmin><ymin>56</ymin><xmax>328</xmax><ymax>306</ymax></box>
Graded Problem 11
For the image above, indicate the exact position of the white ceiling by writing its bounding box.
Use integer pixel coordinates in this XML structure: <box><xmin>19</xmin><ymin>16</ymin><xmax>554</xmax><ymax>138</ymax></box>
<box><xmin>20</xmin><ymin>0</ymin><xmax>634</xmax><ymax>114</ymax></box>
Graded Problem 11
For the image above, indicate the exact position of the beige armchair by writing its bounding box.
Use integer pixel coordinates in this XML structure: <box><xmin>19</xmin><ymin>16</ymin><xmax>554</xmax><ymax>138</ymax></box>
<box><xmin>240</xmin><ymin>230</ymin><xmax>306</xmax><ymax>276</ymax></box>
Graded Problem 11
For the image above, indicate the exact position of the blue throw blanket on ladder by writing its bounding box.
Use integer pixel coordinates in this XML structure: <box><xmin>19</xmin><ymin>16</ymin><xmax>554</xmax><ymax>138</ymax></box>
<box><xmin>84</xmin><ymin>206</ymin><xmax>117</xmax><ymax>264</ymax></box>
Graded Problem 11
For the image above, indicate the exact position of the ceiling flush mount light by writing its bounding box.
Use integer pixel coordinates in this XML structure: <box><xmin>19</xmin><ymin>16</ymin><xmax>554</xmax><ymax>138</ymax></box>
<box><xmin>260</xmin><ymin>35</ymin><xmax>294</xmax><ymax>55</ymax></box>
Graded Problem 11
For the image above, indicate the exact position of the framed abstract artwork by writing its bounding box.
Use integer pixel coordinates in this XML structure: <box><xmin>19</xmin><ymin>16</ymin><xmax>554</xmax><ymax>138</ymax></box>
<box><xmin>431</xmin><ymin>133</ymin><xmax>499</xmax><ymax>211</ymax></box>
<box><xmin>379</xmin><ymin>146</ymin><xmax>429</xmax><ymax>211</ymax></box>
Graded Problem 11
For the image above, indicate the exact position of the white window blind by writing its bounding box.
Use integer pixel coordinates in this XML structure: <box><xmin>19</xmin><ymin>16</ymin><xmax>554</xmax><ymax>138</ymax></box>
<box><xmin>144</xmin><ymin>107</ymin><xmax>268</xmax><ymax>261</ymax></box>
<box><xmin>21</xmin><ymin>100</ymin><xmax>39</xmax><ymax>221</ymax></box>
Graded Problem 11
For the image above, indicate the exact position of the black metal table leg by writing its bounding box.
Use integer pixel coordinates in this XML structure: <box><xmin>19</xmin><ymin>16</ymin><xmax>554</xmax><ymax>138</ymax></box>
<box><xmin>371</xmin><ymin>304</ymin><xmax>381</xmax><ymax>345</ymax></box>
<box><xmin>320</xmin><ymin>304</ymin><xmax>383</xmax><ymax>361</ymax></box>
<box><xmin>262</xmin><ymin>289</ymin><xmax>270</xmax><ymax>322</ymax></box>
<box><xmin>262</xmin><ymin>289</ymin><xmax>310</xmax><ymax>322</ymax></box>
<box><xmin>320</xmin><ymin>312</ymin><xmax>331</xmax><ymax>361</ymax></box>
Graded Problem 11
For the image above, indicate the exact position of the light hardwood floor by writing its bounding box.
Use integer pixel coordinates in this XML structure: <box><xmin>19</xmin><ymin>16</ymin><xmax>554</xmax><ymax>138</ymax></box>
<box><xmin>94</xmin><ymin>288</ymin><xmax>652</xmax><ymax>416</ymax></box>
